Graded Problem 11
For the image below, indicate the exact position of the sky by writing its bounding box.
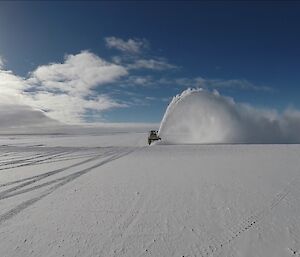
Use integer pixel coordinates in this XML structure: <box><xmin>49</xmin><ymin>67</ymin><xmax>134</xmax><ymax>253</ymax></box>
<box><xmin>0</xmin><ymin>1</ymin><xmax>300</xmax><ymax>124</ymax></box>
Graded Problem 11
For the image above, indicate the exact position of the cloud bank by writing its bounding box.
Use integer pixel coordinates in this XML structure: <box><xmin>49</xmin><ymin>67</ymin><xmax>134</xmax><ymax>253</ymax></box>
<box><xmin>159</xmin><ymin>88</ymin><xmax>300</xmax><ymax>144</ymax></box>
<box><xmin>0</xmin><ymin>37</ymin><xmax>179</xmax><ymax>126</ymax></box>
<box><xmin>27</xmin><ymin>51</ymin><xmax>128</xmax><ymax>123</ymax></box>
<box><xmin>0</xmin><ymin>51</ymin><xmax>128</xmax><ymax>125</ymax></box>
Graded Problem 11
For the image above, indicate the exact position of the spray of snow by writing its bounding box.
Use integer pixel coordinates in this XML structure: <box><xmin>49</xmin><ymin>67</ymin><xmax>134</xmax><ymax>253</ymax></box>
<box><xmin>158</xmin><ymin>88</ymin><xmax>300</xmax><ymax>144</ymax></box>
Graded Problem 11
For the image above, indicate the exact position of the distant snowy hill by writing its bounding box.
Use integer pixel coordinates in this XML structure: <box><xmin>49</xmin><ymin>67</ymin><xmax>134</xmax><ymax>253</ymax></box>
<box><xmin>0</xmin><ymin>105</ymin><xmax>58</xmax><ymax>128</ymax></box>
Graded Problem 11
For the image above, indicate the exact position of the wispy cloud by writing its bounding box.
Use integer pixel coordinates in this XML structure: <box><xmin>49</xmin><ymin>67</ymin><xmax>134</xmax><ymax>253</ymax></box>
<box><xmin>171</xmin><ymin>77</ymin><xmax>273</xmax><ymax>92</ymax></box>
<box><xmin>128</xmin><ymin>58</ymin><xmax>178</xmax><ymax>71</ymax></box>
<box><xmin>126</xmin><ymin>75</ymin><xmax>154</xmax><ymax>86</ymax></box>
<box><xmin>106</xmin><ymin>36</ymin><xmax>178</xmax><ymax>71</ymax></box>
<box><xmin>105</xmin><ymin>37</ymin><xmax>149</xmax><ymax>54</ymax></box>
<box><xmin>116</xmin><ymin>75</ymin><xmax>272</xmax><ymax>92</ymax></box>
<box><xmin>146</xmin><ymin>77</ymin><xmax>274</xmax><ymax>92</ymax></box>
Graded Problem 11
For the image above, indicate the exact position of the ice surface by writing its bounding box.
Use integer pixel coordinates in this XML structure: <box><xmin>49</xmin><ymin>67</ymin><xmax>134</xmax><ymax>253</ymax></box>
<box><xmin>159</xmin><ymin>88</ymin><xmax>300</xmax><ymax>144</ymax></box>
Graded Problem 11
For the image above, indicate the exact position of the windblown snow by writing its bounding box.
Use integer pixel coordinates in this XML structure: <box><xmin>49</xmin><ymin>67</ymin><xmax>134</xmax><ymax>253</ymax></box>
<box><xmin>159</xmin><ymin>88</ymin><xmax>300</xmax><ymax>144</ymax></box>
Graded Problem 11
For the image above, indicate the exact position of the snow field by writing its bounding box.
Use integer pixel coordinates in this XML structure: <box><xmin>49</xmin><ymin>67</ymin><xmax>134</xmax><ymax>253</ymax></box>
<box><xmin>0</xmin><ymin>136</ymin><xmax>299</xmax><ymax>257</ymax></box>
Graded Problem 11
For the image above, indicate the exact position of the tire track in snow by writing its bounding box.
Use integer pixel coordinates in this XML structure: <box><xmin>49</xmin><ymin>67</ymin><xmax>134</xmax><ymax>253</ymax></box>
<box><xmin>0</xmin><ymin>152</ymin><xmax>33</xmax><ymax>163</ymax></box>
<box><xmin>0</xmin><ymin>147</ymin><xmax>139</xmax><ymax>226</ymax></box>
<box><xmin>0</xmin><ymin>148</ymin><xmax>39</xmax><ymax>160</ymax></box>
<box><xmin>0</xmin><ymin>154</ymin><xmax>107</xmax><ymax>200</ymax></box>
<box><xmin>0</xmin><ymin>148</ymin><xmax>109</xmax><ymax>170</ymax></box>
<box><xmin>0</xmin><ymin>148</ymin><xmax>125</xmax><ymax>199</ymax></box>
<box><xmin>0</xmin><ymin>146</ymin><xmax>96</xmax><ymax>169</ymax></box>
<box><xmin>192</xmin><ymin>178</ymin><xmax>300</xmax><ymax>257</ymax></box>
<box><xmin>0</xmin><ymin>151</ymin><xmax>56</xmax><ymax>167</ymax></box>
<box><xmin>0</xmin><ymin>149</ymin><xmax>115</xmax><ymax>189</ymax></box>
<box><xmin>32</xmin><ymin>152</ymin><xmax>102</xmax><ymax>165</ymax></box>
<box><xmin>0</xmin><ymin>150</ymin><xmax>76</xmax><ymax>171</ymax></box>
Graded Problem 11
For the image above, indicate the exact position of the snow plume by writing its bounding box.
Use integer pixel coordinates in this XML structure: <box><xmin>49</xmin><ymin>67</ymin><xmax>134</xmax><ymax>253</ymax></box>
<box><xmin>159</xmin><ymin>88</ymin><xmax>300</xmax><ymax>144</ymax></box>
<box><xmin>0</xmin><ymin>56</ymin><xmax>4</xmax><ymax>69</ymax></box>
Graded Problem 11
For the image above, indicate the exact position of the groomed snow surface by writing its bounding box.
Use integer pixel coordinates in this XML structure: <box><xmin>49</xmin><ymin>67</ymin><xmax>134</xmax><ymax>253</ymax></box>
<box><xmin>0</xmin><ymin>132</ymin><xmax>300</xmax><ymax>257</ymax></box>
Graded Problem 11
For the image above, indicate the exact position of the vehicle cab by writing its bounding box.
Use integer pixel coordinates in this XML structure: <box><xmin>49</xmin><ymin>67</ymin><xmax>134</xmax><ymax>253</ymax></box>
<box><xmin>148</xmin><ymin>130</ymin><xmax>161</xmax><ymax>145</ymax></box>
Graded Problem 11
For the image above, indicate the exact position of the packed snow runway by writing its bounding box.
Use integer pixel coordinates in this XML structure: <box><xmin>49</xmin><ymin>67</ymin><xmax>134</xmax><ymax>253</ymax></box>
<box><xmin>0</xmin><ymin>134</ymin><xmax>300</xmax><ymax>257</ymax></box>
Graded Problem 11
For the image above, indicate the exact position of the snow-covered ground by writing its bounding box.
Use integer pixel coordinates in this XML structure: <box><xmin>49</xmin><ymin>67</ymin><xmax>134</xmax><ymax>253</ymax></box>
<box><xmin>0</xmin><ymin>131</ymin><xmax>300</xmax><ymax>257</ymax></box>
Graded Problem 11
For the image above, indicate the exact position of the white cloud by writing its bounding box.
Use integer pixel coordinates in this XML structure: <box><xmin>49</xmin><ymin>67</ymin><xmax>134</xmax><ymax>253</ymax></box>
<box><xmin>0</xmin><ymin>70</ymin><xmax>28</xmax><ymax>105</ymax></box>
<box><xmin>159</xmin><ymin>88</ymin><xmax>300</xmax><ymax>144</ymax></box>
<box><xmin>25</xmin><ymin>51</ymin><xmax>128</xmax><ymax>123</ymax></box>
<box><xmin>105</xmin><ymin>37</ymin><xmax>149</xmax><ymax>54</ymax></box>
<box><xmin>124</xmin><ymin>75</ymin><xmax>155</xmax><ymax>87</ymax></box>
<box><xmin>23</xmin><ymin>92</ymin><xmax>126</xmax><ymax>124</ymax></box>
<box><xmin>128</xmin><ymin>58</ymin><xmax>178</xmax><ymax>71</ymax></box>
<box><xmin>106</xmin><ymin>37</ymin><xmax>178</xmax><ymax>72</ymax></box>
<box><xmin>0</xmin><ymin>65</ymin><xmax>54</xmax><ymax>128</ymax></box>
<box><xmin>0</xmin><ymin>51</ymin><xmax>129</xmax><ymax>125</ymax></box>
<box><xmin>30</xmin><ymin>51</ymin><xmax>127</xmax><ymax>95</ymax></box>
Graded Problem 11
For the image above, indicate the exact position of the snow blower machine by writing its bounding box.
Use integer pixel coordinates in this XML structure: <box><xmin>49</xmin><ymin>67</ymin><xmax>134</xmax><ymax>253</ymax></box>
<box><xmin>148</xmin><ymin>130</ymin><xmax>161</xmax><ymax>145</ymax></box>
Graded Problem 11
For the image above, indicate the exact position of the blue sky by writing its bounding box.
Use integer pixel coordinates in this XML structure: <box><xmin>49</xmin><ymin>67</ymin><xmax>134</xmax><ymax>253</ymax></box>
<box><xmin>0</xmin><ymin>1</ymin><xmax>300</xmax><ymax>123</ymax></box>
